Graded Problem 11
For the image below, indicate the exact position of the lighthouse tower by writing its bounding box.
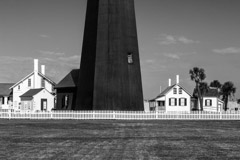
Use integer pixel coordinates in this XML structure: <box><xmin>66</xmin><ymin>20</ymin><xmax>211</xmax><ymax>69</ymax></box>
<box><xmin>75</xmin><ymin>0</ymin><xmax>144</xmax><ymax>111</ymax></box>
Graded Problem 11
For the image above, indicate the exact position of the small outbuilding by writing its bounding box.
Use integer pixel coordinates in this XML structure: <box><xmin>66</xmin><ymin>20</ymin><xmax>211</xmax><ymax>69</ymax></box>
<box><xmin>55</xmin><ymin>69</ymin><xmax>80</xmax><ymax>110</ymax></box>
<box><xmin>202</xmin><ymin>88</ymin><xmax>224</xmax><ymax>112</ymax></box>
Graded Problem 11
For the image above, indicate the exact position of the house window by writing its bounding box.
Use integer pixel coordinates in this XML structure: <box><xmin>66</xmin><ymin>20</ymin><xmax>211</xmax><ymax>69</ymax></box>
<box><xmin>179</xmin><ymin>98</ymin><xmax>187</xmax><ymax>106</ymax></box>
<box><xmin>157</xmin><ymin>101</ymin><xmax>165</xmax><ymax>106</ymax></box>
<box><xmin>41</xmin><ymin>78</ymin><xmax>45</xmax><ymax>88</ymax></box>
<box><xmin>173</xmin><ymin>88</ymin><xmax>177</xmax><ymax>94</ymax></box>
<box><xmin>169</xmin><ymin>98</ymin><xmax>177</xmax><ymax>106</ymax></box>
<box><xmin>179</xmin><ymin>88</ymin><xmax>182</xmax><ymax>94</ymax></box>
<box><xmin>127</xmin><ymin>52</ymin><xmax>133</xmax><ymax>64</ymax></box>
<box><xmin>18</xmin><ymin>85</ymin><xmax>20</xmax><ymax>90</ymax></box>
<box><xmin>205</xmin><ymin>99</ymin><xmax>212</xmax><ymax>106</ymax></box>
<box><xmin>18</xmin><ymin>102</ymin><xmax>21</xmax><ymax>110</ymax></box>
<box><xmin>28</xmin><ymin>79</ymin><xmax>31</xmax><ymax>87</ymax></box>
<box><xmin>62</xmin><ymin>95</ymin><xmax>69</xmax><ymax>109</ymax></box>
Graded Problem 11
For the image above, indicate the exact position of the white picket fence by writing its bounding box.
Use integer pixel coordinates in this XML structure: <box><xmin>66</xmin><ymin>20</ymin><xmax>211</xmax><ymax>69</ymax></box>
<box><xmin>1</xmin><ymin>110</ymin><xmax>240</xmax><ymax>120</ymax></box>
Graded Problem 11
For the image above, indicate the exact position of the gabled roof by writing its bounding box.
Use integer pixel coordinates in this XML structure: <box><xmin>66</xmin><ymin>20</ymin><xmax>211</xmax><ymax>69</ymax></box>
<box><xmin>153</xmin><ymin>83</ymin><xmax>192</xmax><ymax>100</ymax></box>
<box><xmin>55</xmin><ymin>69</ymin><xmax>80</xmax><ymax>89</ymax></box>
<box><xmin>10</xmin><ymin>72</ymin><xmax>56</xmax><ymax>89</ymax></box>
<box><xmin>0</xmin><ymin>83</ymin><xmax>15</xmax><ymax>96</ymax></box>
<box><xmin>20</xmin><ymin>88</ymin><xmax>44</xmax><ymax>98</ymax></box>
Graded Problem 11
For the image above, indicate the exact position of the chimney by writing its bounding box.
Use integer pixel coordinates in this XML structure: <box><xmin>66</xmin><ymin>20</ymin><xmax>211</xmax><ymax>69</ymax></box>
<box><xmin>41</xmin><ymin>65</ymin><xmax>45</xmax><ymax>75</ymax></box>
<box><xmin>168</xmin><ymin>79</ymin><xmax>172</xmax><ymax>87</ymax></box>
<box><xmin>176</xmin><ymin>75</ymin><xmax>179</xmax><ymax>84</ymax></box>
<box><xmin>34</xmin><ymin>59</ymin><xmax>39</xmax><ymax>72</ymax></box>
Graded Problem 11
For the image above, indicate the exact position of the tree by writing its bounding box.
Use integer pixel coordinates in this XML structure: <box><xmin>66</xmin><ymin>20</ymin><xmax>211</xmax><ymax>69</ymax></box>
<box><xmin>199</xmin><ymin>82</ymin><xmax>209</xmax><ymax>95</ymax></box>
<box><xmin>210</xmin><ymin>80</ymin><xmax>222</xmax><ymax>90</ymax></box>
<box><xmin>189</xmin><ymin>67</ymin><xmax>206</xmax><ymax>111</ymax></box>
<box><xmin>237</xmin><ymin>99</ymin><xmax>240</xmax><ymax>104</ymax></box>
<box><xmin>221</xmin><ymin>81</ymin><xmax>236</xmax><ymax>111</ymax></box>
<box><xmin>193</xmin><ymin>82</ymin><xmax>209</xmax><ymax>98</ymax></box>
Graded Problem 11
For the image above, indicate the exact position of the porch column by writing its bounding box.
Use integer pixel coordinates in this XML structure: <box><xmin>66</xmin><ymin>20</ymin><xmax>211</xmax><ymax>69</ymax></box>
<box><xmin>4</xmin><ymin>96</ymin><xmax>8</xmax><ymax>105</ymax></box>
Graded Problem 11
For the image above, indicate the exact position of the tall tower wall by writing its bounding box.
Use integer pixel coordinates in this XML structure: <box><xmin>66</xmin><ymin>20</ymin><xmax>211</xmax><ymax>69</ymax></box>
<box><xmin>76</xmin><ymin>0</ymin><xmax>144</xmax><ymax>111</ymax></box>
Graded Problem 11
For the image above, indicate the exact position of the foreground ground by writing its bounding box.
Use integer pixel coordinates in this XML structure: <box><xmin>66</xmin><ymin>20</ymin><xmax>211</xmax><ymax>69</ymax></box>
<box><xmin>0</xmin><ymin>120</ymin><xmax>240</xmax><ymax>160</ymax></box>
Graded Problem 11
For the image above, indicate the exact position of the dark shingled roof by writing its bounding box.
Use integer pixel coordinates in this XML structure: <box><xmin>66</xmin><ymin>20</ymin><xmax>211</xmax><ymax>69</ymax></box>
<box><xmin>0</xmin><ymin>83</ymin><xmax>14</xmax><ymax>96</ymax></box>
<box><xmin>203</xmin><ymin>88</ymin><xmax>220</xmax><ymax>97</ymax></box>
<box><xmin>55</xmin><ymin>69</ymin><xmax>80</xmax><ymax>89</ymax></box>
<box><xmin>20</xmin><ymin>88</ymin><xmax>44</xmax><ymax>98</ymax></box>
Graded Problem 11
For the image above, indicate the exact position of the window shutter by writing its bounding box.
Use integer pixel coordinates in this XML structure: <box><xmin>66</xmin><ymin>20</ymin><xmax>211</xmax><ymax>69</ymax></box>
<box><xmin>175</xmin><ymin>98</ymin><xmax>177</xmax><ymax>106</ymax></box>
<box><xmin>185</xmin><ymin>99</ymin><xmax>187</xmax><ymax>106</ymax></box>
<box><xmin>169</xmin><ymin>99</ymin><xmax>171</xmax><ymax>106</ymax></box>
<box><xmin>210</xmin><ymin>100</ymin><xmax>212</xmax><ymax>106</ymax></box>
<box><xmin>179</xmin><ymin>99</ymin><xmax>181</xmax><ymax>106</ymax></box>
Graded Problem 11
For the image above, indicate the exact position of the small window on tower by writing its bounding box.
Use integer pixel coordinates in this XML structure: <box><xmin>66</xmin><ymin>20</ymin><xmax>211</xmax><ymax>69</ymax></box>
<box><xmin>127</xmin><ymin>52</ymin><xmax>133</xmax><ymax>64</ymax></box>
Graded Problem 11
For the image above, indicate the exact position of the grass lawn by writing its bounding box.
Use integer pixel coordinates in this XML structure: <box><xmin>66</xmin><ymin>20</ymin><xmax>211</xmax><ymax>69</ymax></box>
<box><xmin>0</xmin><ymin>120</ymin><xmax>240</xmax><ymax>160</ymax></box>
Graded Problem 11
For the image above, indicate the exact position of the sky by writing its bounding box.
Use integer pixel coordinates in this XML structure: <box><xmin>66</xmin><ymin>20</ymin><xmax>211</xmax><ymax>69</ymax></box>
<box><xmin>0</xmin><ymin>0</ymin><xmax>240</xmax><ymax>99</ymax></box>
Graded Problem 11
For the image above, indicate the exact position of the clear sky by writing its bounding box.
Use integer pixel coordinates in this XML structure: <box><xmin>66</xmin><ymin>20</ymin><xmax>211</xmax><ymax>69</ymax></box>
<box><xmin>1</xmin><ymin>0</ymin><xmax>240</xmax><ymax>99</ymax></box>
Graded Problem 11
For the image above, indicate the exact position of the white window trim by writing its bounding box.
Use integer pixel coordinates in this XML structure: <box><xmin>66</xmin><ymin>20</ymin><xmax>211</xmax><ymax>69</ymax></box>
<box><xmin>205</xmin><ymin>99</ymin><xmax>212</xmax><ymax>106</ymax></box>
<box><xmin>179</xmin><ymin>98</ymin><xmax>187</xmax><ymax>106</ymax></box>
<box><xmin>169</xmin><ymin>98</ymin><xmax>177</xmax><ymax>106</ymax></box>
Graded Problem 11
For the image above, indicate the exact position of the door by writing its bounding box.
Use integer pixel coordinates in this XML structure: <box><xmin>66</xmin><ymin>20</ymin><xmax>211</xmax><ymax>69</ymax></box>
<box><xmin>41</xmin><ymin>99</ymin><xmax>47</xmax><ymax>111</ymax></box>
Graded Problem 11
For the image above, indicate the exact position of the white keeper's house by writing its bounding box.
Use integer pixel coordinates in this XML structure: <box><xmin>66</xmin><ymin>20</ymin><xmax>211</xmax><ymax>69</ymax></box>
<box><xmin>9</xmin><ymin>59</ymin><xmax>56</xmax><ymax>112</ymax></box>
<box><xmin>149</xmin><ymin>75</ymin><xmax>192</xmax><ymax>113</ymax></box>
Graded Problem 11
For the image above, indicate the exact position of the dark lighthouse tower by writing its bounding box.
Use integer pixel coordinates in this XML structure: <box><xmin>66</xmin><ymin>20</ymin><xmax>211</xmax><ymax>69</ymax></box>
<box><xmin>75</xmin><ymin>0</ymin><xmax>144</xmax><ymax>111</ymax></box>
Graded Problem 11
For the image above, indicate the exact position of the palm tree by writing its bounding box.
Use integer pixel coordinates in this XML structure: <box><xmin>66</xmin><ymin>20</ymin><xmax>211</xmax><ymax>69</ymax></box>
<box><xmin>189</xmin><ymin>67</ymin><xmax>206</xmax><ymax>111</ymax></box>
<box><xmin>210</xmin><ymin>80</ymin><xmax>222</xmax><ymax>90</ymax></box>
<box><xmin>193</xmin><ymin>82</ymin><xmax>209</xmax><ymax>97</ymax></box>
<box><xmin>221</xmin><ymin>81</ymin><xmax>236</xmax><ymax>111</ymax></box>
<box><xmin>237</xmin><ymin>99</ymin><xmax>240</xmax><ymax>104</ymax></box>
<box><xmin>200</xmin><ymin>82</ymin><xmax>209</xmax><ymax>95</ymax></box>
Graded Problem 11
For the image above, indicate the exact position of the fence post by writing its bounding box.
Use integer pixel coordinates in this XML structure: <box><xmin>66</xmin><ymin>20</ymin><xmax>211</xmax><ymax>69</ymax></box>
<box><xmin>93</xmin><ymin>111</ymin><xmax>95</xmax><ymax>120</ymax></box>
<box><xmin>8</xmin><ymin>109</ymin><xmax>12</xmax><ymax>120</ymax></box>
<box><xmin>8</xmin><ymin>109</ymin><xmax>11</xmax><ymax>120</ymax></box>
<box><xmin>50</xmin><ymin>111</ymin><xmax>53</xmax><ymax>119</ymax></box>
<box><xmin>113</xmin><ymin>111</ymin><xmax>115</xmax><ymax>120</ymax></box>
<box><xmin>220</xmin><ymin>111</ymin><xmax>222</xmax><ymax>120</ymax></box>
